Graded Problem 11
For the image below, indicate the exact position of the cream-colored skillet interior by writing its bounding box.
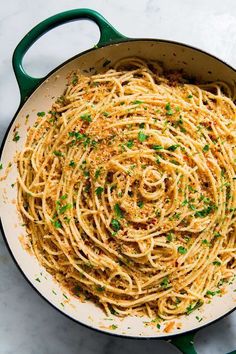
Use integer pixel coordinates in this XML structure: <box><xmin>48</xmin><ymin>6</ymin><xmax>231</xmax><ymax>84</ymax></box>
<box><xmin>0</xmin><ymin>40</ymin><xmax>236</xmax><ymax>338</ymax></box>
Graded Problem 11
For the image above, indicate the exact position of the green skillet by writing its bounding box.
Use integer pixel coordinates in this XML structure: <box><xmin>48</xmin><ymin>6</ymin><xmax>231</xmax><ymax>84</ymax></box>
<box><xmin>0</xmin><ymin>9</ymin><xmax>235</xmax><ymax>354</ymax></box>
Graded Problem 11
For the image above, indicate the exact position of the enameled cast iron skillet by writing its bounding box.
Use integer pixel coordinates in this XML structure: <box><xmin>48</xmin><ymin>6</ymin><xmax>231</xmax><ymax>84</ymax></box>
<box><xmin>0</xmin><ymin>9</ymin><xmax>235</xmax><ymax>354</ymax></box>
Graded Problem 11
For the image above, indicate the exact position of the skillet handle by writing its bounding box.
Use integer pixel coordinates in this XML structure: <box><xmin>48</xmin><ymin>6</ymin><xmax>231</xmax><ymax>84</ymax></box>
<box><xmin>170</xmin><ymin>331</ymin><xmax>197</xmax><ymax>354</ymax></box>
<box><xmin>12</xmin><ymin>8</ymin><xmax>127</xmax><ymax>103</ymax></box>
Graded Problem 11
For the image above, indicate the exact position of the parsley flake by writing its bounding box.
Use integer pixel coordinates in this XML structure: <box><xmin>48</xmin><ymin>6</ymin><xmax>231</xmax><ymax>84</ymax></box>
<box><xmin>95</xmin><ymin>167</ymin><xmax>102</xmax><ymax>179</ymax></box>
<box><xmin>137</xmin><ymin>200</ymin><xmax>144</xmax><ymax>208</ymax></box>
<box><xmin>52</xmin><ymin>219</ymin><xmax>62</xmax><ymax>229</ymax></box>
<box><xmin>37</xmin><ymin>111</ymin><xmax>45</xmax><ymax>117</ymax></box>
<box><xmin>69</xmin><ymin>160</ymin><xmax>76</xmax><ymax>167</ymax></box>
<box><xmin>96</xmin><ymin>285</ymin><xmax>105</xmax><ymax>292</ymax></box>
<box><xmin>186</xmin><ymin>301</ymin><xmax>203</xmax><ymax>315</ymax></box>
<box><xmin>13</xmin><ymin>132</ymin><xmax>20</xmax><ymax>142</ymax></box>
<box><xmin>126</xmin><ymin>140</ymin><xmax>134</xmax><ymax>148</ymax></box>
<box><xmin>203</xmin><ymin>144</ymin><xmax>210</xmax><ymax>152</ymax></box>
<box><xmin>133</xmin><ymin>100</ymin><xmax>143</xmax><ymax>105</ymax></box>
<box><xmin>213</xmin><ymin>260</ymin><xmax>221</xmax><ymax>266</ymax></box>
<box><xmin>80</xmin><ymin>113</ymin><xmax>92</xmax><ymax>122</ymax></box>
<box><xmin>111</xmin><ymin>219</ymin><xmax>121</xmax><ymax>232</ymax></box>
<box><xmin>95</xmin><ymin>186</ymin><xmax>104</xmax><ymax>197</ymax></box>
<box><xmin>160</xmin><ymin>276</ymin><xmax>170</xmax><ymax>289</ymax></box>
<box><xmin>53</xmin><ymin>151</ymin><xmax>63</xmax><ymax>157</ymax></box>
<box><xmin>138</xmin><ymin>131</ymin><xmax>148</xmax><ymax>142</ymax></box>
<box><xmin>114</xmin><ymin>204</ymin><xmax>124</xmax><ymax>219</ymax></box>
<box><xmin>167</xmin><ymin>144</ymin><xmax>180</xmax><ymax>151</ymax></box>
<box><xmin>165</xmin><ymin>103</ymin><xmax>174</xmax><ymax>115</ymax></box>
<box><xmin>178</xmin><ymin>246</ymin><xmax>187</xmax><ymax>254</ymax></box>
<box><xmin>152</xmin><ymin>145</ymin><xmax>163</xmax><ymax>150</ymax></box>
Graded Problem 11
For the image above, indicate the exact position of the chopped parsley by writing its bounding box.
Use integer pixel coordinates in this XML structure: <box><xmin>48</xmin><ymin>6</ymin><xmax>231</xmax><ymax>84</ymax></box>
<box><xmin>72</xmin><ymin>74</ymin><xmax>78</xmax><ymax>86</ymax></box>
<box><xmin>138</xmin><ymin>131</ymin><xmax>148</xmax><ymax>142</ymax></box>
<box><xmin>202</xmin><ymin>239</ymin><xmax>210</xmax><ymax>246</ymax></box>
<box><xmin>137</xmin><ymin>200</ymin><xmax>144</xmax><ymax>208</ymax></box>
<box><xmin>0</xmin><ymin>163</ymin><xmax>2</xmax><ymax>170</ymax></box>
<box><xmin>160</xmin><ymin>276</ymin><xmax>170</xmax><ymax>289</ymax></box>
<box><xmin>111</xmin><ymin>324</ymin><xmax>118</xmax><ymax>330</ymax></box>
<box><xmin>80</xmin><ymin>113</ymin><xmax>92</xmax><ymax>122</ymax></box>
<box><xmin>174</xmin><ymin>116</ymin><xmax>186</xmax><ymax>133</ymax></box>
<box><xmin>213</xmin><ymin>261</ymin><xmax>221</xmax><ymax>266</ymax></box>
<box><xmin>95</xmin><ymin>167</ymin><xmax>102</xmax><ymax>179</ymax></box>
<box><xmin>202</xmin><ymin>144</ymin><xmax>210</xmax><ymax>152</ymax></box>
<box><xmin>53</xmin><ymin>150</ymin><xmax>63</xmax><ymax>157</ymax></box>
<box><xmin>214</xmin><ymin>232</ymin><xmax>221</xmax><ymax>238</ymax></box>
<box><xmin>166</xmin><ymin>232</ymin><xmax>173</xmax><ymax>242</ymax></box>
<box><xmin>111</xmin><ymin>218</ymin><xmax>121</xmax><ymax>232</ymax></box>
<box><xmin>156</xmin><ymin>156</ymin><xmax>161</xmax><ymax>164</ymax></box>
<box><xmin>170</xmin><ymin>212</ymin><xmax>181</xmax><ymax>220</ymax></box>
<box><xmin>83</xmin><ymin>170</ymin><xmax>89</xmax><ymax>177</ymax></box>
<box><xmin>178</xmin><ymin>246</ymin><xmax>187</xmax><ymax>255</ymax></box>
<box><xmin>110</xmin><ymin>308</ymin><xmax>118</xmax><ymax>315</ymax></box>
<box><xmin>52</xmin><ymin>219</ymin><xmax>62</xmax><ymax>229</ymax></box>
<box><xmin>152</xmin><ymin>145</ymin><xmax>163</xmax><ymax>150</ymax></box>
<box><xmin>95</xmin><ymin>186</ymin><xmax>104</xmax><ymax>197</ymax></box>
<box><xmin>126</xmin><ymin>140</ymin><xmax>134</xmax><ymax>148</ymax></box>
<box><xmin>37</xmin><ymin>111</ymin><xmax>45</xmax><ymax>117</ymax></box>
<box><xmin>196</xmin><ymin>316</ymin><xmax>203</xmax><ymax>322</ymax></box>
<box><xmin>35</xmin><ymin>277</ymin><xmax>41</xmax><ymax>282</ymax></box>
<box><xmin>186</xmin><ymin>301</ymin><xmax>203</xmax><ymax>315</ymax></box>
<box><xmin>64</xmin><ymin>216</ymin><xmax>71</xmax><ymax>224</ymax></box>
<box><xmin>165</xmin><ymin>103</ymin><xmax>174</xmax><ymax>115</ymax></box>
<box><xmin>58</xmin><ymin>203</ymin><xmax>72</xmax><ymax>215</ymax></box>
<box><xmin>187</xmin><ymin>94</ymin><xmax>193</xmax><ymax>99</ymax></box>
<box><xmin>195</xmin><ymin>205</ymin><xmax>216</xmax><ymax>218</ymax></box>
<box><xmin>206</xmin><ymin>290</ymin><xmax>221</xmax><ymax>296</ymax></box>
<box><xmin>170</xmin><ymin>159</ymin><xmax>180</xmax><ymax>165</ymax></box>
<box><xmin>133</xmin><ymin>100</ymin><xmax>143</xmax><ymax>105</ymax></box>
<box><xmin>69</xmin><ymin>160</ymin><xmax>76</xmax><ymax>167</ymax></box>
<box><xmin>114</xmin><ymin>203</ymin><xmax>124</xmax><ymax>219</ymax></box>
<box><xmin>60</xmin><ymin>194</ymin><xmax>67</xmax><ymax>200</ymax></box>
<box><xmin>167</xmin><ymin>144</ymin><xmax>180</xmax><ymax>151</ymax></box>
<box><xmin>96</xmin><ymin>285</ymin><xmax>105</xmax><ymax>292</ymax></box>
<box><xmin>13</xmin><ymin>131</ymin><xmax>20</xmax><ymax>142</ymax></box>
<box><xmin>199</xmin><ymin>194</ymin><xmax>211</xmax><ymax>204</ymax></box>
<box><xmin>69</xmin><ymin>131</ymin><xmax>85</xmax><ymax>140</ymax></box>
<box><xmin>139</xmin><ymin>122</ymin><xmax>145</xmax><ymax>129</ymax></box>
<box><xmin>103</xmin><ymin>112</ymin><xmax>110</xmax><ymax>117</ymax></box>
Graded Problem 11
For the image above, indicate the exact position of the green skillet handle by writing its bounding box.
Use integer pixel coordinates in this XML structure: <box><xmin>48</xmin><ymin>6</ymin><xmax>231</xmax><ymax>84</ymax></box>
<box><xmin>12</xmin><ymin>8</ymin><xmax>127</xmax><ymax>103</ymax></box>
<box><xmin>170</xmin><ymin>331</ymin><xmax>197</xmax><ymax>354</ymax></box>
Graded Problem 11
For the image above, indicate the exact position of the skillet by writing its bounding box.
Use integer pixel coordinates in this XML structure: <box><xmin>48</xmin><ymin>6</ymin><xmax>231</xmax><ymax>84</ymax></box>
<box><xmin>0</xmin><ymin>9</ymin><xmax>235</xmax><ymax>354</ymax></box>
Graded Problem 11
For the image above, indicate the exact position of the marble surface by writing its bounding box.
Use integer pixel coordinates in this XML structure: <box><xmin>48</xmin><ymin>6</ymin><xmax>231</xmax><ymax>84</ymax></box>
<box><xmin>0</xmin><ymin>0</ymin><xmax>236</xmax><ymax>353</ymax></box>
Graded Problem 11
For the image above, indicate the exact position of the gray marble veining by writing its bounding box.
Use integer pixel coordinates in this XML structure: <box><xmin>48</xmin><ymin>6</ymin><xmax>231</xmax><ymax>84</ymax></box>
<box><xmin>0</xmin><ymin>0</ymin><xmax>236</xmax><ymax>353</ymax></box>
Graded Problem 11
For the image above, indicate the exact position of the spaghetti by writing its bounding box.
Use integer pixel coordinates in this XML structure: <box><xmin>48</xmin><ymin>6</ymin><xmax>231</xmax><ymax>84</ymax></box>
<box><xmin>17</xmin><ymin>58</ymin><xmax>236</xmax><ymax>319</ymax></box>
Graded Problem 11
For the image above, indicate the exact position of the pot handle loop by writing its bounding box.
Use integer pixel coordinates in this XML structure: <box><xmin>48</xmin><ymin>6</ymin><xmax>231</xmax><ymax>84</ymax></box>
<box><xmin>12</xmin><ymin>8</ymin><xmax>127</xmax><ymax>103</ymax></box>
<box><xmin>170</xmin><ymin>331</ymin><xmax>198</xmax><ymax>354</ymax></box>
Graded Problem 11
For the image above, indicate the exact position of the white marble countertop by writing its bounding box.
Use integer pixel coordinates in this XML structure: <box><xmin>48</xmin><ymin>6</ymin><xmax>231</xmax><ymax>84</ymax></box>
<box><xmin>0</xmin><ymin>0</ymin><xmax>236</xmax><ymax>353</ymax></box>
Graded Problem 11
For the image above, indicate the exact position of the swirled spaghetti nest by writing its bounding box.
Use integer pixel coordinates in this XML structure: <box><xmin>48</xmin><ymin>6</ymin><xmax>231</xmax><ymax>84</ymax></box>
<box><xmin>17</xmin><ymin>58</ymin><xmax>236</xmax><ymax>319</ymax></box>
